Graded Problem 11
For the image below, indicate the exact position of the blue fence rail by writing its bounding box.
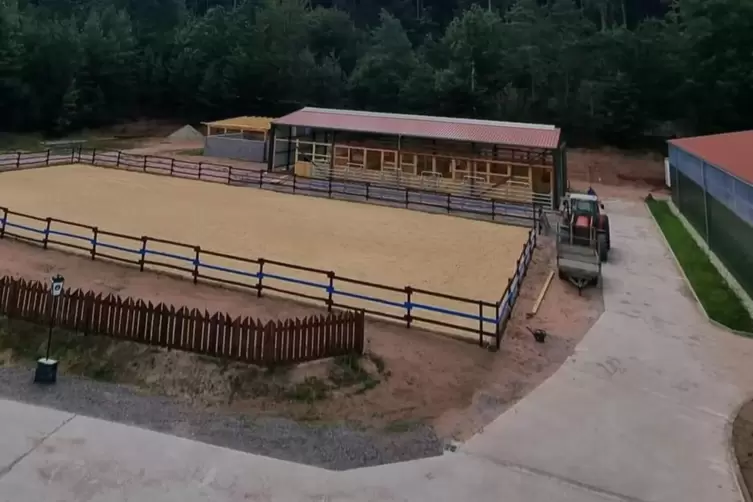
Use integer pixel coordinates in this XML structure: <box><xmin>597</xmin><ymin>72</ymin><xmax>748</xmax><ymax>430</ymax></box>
<box><xmin>0</xmin><ymin>206</ymin><xmax>538</xmax><ymax>346</ymax></box>
<box><xmin>0</xmin><ymin>148</ymin><xmax>540</xmax><ymax>228</ymax></box>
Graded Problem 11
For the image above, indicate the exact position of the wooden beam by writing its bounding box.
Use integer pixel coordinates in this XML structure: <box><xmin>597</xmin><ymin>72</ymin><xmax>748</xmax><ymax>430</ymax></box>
<box><xmin>527</xmin><ymin>270</ymin><xmax>554</xmax><ymax>318</ymax></box>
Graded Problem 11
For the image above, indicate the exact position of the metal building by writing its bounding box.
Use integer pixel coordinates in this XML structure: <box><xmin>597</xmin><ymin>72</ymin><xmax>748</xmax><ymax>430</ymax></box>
<box><xmin>668</xmin><ymin>130</ymin><xmax>753</xmax><ymax>296</ymax></box>
<box><xmin>267</xmin><ymin>107</ymin><xmax>567</xmax><ymax>209</ymax></box>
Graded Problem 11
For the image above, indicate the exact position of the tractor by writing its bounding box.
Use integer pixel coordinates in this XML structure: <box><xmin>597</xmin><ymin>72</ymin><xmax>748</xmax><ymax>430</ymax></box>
<box><xmin>558</xmin><ymin>190</ymin><xmax>611</xmax><ymax>262</ymax></box>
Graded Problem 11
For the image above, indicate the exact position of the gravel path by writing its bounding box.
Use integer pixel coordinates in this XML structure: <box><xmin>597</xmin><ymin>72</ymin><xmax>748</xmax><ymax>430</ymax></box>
<box><xmin>0</xmin><ymin>366</ymin><xmax>444</xmax><ymax>470</ymax></box>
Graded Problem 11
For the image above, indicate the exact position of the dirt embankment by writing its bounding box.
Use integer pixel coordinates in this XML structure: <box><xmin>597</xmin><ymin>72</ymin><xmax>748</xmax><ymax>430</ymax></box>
<box><xmin>0</xmin><ymin>234</ymin><xmax>601</xmax><ymax>437</ymax></box>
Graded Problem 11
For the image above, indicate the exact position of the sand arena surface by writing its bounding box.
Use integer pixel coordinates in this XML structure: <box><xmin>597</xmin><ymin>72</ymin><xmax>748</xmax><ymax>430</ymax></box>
<box><xmin>0</xmin><ymin>164</ymin><xmax>529</xmax><ymax>334</ymax></box>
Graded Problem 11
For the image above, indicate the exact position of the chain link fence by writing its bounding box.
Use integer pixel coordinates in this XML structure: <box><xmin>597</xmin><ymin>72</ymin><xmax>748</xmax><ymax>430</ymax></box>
<box><xmin>669</xmin><ymin>146</ymin><xmax>753</xmax><ymax>296</ymax></box>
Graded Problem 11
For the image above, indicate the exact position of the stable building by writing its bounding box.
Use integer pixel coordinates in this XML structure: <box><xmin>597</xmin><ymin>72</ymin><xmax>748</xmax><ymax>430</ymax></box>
<box><xmin>267</xmin><ymin>108</ymin><xmax>567</xmax><ymax>208</ymax></box>
<box><xmin>668</xmin><ymin>130</ymin><xmax>753</xmax><ymax>297</ymax></box>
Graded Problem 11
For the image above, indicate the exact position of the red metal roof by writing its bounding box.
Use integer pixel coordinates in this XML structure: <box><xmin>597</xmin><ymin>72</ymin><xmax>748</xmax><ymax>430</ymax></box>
<box><xmin>273</xmin><ymin>107</ymin><xmax>561</xmax><ymax>150</ymax></box>
<box><xmin>669</xmin><ymin>130</ymin><xmax>753</xmax><ymax>184</ymax></box>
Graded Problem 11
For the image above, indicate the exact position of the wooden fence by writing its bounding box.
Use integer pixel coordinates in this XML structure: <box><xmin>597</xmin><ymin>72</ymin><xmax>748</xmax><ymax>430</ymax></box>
<box><xmin>0</xmin><ymin>149</ymin><xmax>544</xmax><ymax>347</ymax></box>
<box><xmin>0</xmin><ymin>205</ymin><xmax>502</xmax><ymax>345</ymax></box>
<box><xmin>0</xmin><ymin>276</ymin><xmax>364</xmax><ymax>365</ymax></box>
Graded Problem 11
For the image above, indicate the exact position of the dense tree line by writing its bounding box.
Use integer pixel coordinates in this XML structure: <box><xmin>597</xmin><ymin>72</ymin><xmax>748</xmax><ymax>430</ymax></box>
<box><xmin>0</xmin><ymin>0</ymin><xmax>751</xmax><ymax>145</ymax></box>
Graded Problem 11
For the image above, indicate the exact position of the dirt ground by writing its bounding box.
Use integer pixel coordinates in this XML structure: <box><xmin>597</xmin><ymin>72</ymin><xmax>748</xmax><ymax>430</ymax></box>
<box><xmin>0</xmin><ymin>163</ymin><xmax>529</xmax><ymax>335</ymax></box>
<box><xmin>563</xmin><ymin>148</ymin><xmax>669</xmax><ymax>201</ymax></box>
<box><xmin>568</xmin><ymin>148</ymin><xmax>665</xmax><ymax>188</ymax></box>
<box><xmin>0</xmin><ymin>235</ymin><xmax>601</xmax><ymax>435</ymax></box>
<box><xmin>0</xmin><ymin>128</ymin><xmax>639</xmax><ymax>438</ymax></box>
<box><xmin>433</xmin><ymin>235</ymin><xmax>604</xmax><ymax>440</ymax></box>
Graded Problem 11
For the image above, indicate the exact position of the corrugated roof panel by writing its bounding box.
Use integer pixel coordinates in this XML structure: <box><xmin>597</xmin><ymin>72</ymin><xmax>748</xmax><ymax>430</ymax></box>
<box><xmin>202</xmin><ymin>116</ymin><xmax>272</xmax><ymax>132</ymax></box>
<box><xmin>273</xmin><ymin>107</ymin><xmax>561</xmax><ymax>150</ymax></box>
<box><xmin>669</xmin><ymin>130</ymin><xmax>753</xmax><ymax>185</ymax></box>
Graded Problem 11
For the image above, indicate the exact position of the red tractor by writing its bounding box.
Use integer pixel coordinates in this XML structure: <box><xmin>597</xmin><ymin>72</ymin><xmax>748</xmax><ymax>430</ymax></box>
<box><xmin>559</xmin><ymin>191</ymin><xmax>611</xmax><ymax>262</ymax></box>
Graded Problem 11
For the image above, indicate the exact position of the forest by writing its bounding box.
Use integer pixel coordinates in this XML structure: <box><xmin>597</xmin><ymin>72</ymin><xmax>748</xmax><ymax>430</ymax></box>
<box><xmin>0</xmin><ymin>0</ymin><xmax>751</xmax><ymax>145</ymax></box>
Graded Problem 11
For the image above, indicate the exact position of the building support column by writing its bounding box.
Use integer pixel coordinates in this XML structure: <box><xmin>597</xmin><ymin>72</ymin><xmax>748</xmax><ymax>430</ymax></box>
<box><xmin>266</xmin><ymin>124</ymin><xmax>277</xmax><ymax>172</ymax></box>
<box><xmin>286</xmin><ymin>127</ymin><xmax>293</xmax><ymax>170</ymax></box>
<box><xmin>470</xmin><ymin>142</ymin><xmax>477</xmax><ymax>190</ymax></box>
<box><xmin>397</xmin><ymin>135</ymin><xmax>402</xmax><ymax>174</ymax></box>
<box><xmin>553</xmin><ymin>142</ymin><xmax>567</xmax><ymax>209</ymax></box>
<box><xmin>329</xmin><ymin>131</ymin><xmax>336</xmax><ymax>178</ymax></box>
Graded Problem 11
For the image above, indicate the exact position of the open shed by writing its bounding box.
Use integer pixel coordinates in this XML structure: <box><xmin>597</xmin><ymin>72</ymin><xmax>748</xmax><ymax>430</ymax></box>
<box><xmin>202</xmin><ymin>116</ymin><xmax>276</xmax><ymax>163</ymax></box>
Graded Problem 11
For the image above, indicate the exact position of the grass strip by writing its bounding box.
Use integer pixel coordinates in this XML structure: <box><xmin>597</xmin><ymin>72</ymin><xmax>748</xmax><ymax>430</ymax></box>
<box><xmin>647</xmin><ymin>197</ymin><xmax>753</xmax><ymax>334</ymax></box>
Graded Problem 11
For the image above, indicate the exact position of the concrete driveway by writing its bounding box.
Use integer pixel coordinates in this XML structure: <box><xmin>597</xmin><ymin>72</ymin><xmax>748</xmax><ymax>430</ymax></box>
<box><xmin>0</xmin><ymin>199</ymin><xmax>751</xmax><ymax>502</ymax></box>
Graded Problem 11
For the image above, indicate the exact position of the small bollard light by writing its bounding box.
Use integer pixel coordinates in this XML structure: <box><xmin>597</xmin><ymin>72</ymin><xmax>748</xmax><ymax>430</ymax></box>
<box><xmin>34</xmin><ymin>274</ymin><xmax>65</xmax><ymax>385</ymax></box>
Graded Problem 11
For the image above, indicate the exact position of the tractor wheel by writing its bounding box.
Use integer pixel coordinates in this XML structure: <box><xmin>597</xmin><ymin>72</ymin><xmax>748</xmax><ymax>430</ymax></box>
<box><xmin>602</xmin><ymin>216</ymin><xmax>611</xmax><ymax>250</ymax></box>
<box><xmin>598</xmin><ymin>234</ymin><xmax>608</xmax><ymax>263</ymax></box>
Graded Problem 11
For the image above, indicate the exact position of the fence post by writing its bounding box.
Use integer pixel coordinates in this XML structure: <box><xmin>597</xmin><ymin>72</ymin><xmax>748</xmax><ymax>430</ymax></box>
<box><xmin>143</xmin><ymin>156</ymin><xmax>148</xmax><ymax>173</ymax></box>
<box><xmin>366</xmin><ymin>182</ymin><xmax>370</xmax><ymax>200</ymax></box>
<box><xmin>227</xmin><ymin>166</ymin><xmax>232</xmax><ymax>184</ymax></box>
<box><xmin>701</xmin><ymin>161</ymin><xmax>711</xmax><ymax>242</ymax></box>
<box><xmin>530</xmin><ymin>202</ymin><xmax>537</xmax><ymax>233</ymax></box>
<box><xmin>45</xmin><ymin>149</ymin><xmax>50</xmax><ymax>166</ymax></box>
<box><xmin>198</xmin><ymin>162</ymin><xmax>203</xmax><ymax>180</ymax></box>
<box><xmin>326</xmin><ymin>272</ymin><xmax>334</xmax><ymax>312</ymax></box>
<box><xmin>292</xmin><ymin>173</ymin><xmax>297</xmax><ymax>193</ymax></box>
<box><xmin>91</xmin><ymin>148</ymin><xmax>96</xmax><ymax>164</ymax></box>
<box><xmin>495</xmin><ymin>302</ymin><xmax>501</xmax><ymax>350</ymax></box>
<box><xmin>139</xmin><ymin>236</ymin><xmax>148</xmax><ymax>271</ymax></box>
<box><xmin>43</xmin><ymin>218</ymin><xmax>51</xmax><ymax>249</ymax></box>
<box><xmin>354</xmin><ymin>311</ymin><xmax>365</xmax><ymax>354</ymax></box>
<box><xmin>0</xmin><ymin>278</ymin><xmax>5</xmax><ymax>315</ymax></box>
<box><xmin>82</xmin><ymin>292</ymin><xmax>95</xmax><ymax>335</ymax></box>
<box><xmin>447</xmin><ymin>193</ymin><xmax>451</xmax><ymax>214</ymax></box>
<box><xmin>168</xmin><ymin>158</ymin><xmax>174</xmax><ymax>176</ymax></box>
<box><xmin>258</xmin><ymin>170</ymin><xmax>264</xmax><ymax>188</ymax></box>
<box><xmin>6</xmin><ymin>279</ymin><xmax>19</xmax><ymax>318</ymax></box>
<box><xmin>478</xmin><ymin>303</ymin><xmax>484</xmax><ymax>347</ymax></box>
<box><xmin>263</xmin><ymin>322</ymin><xmax>276</xmax><ymax>365</ymax></box>
<box><xmin>405</xmin><ymin>286</ymin><xmax>413</xmax><ymax>328</ymax></box>
<box><xmin>15</xmin><ymin>152</ymin><xmax>20</xmax><ymax>169</ymax></box>
<box><xmin>492</xmin><ymin>199</ymin><xmax>496</xmax><ymax>221</ymax></box>
<box><xmin>70</xmin><ymin>148</ymin><xmax>75</xmax><ymax>163</ymax></box>
<box><xmin>91</xmin><ymin>227</ymin><xmax>98</xmax><ymax>260</ymax></box>
<box><xmin>256</xmin><ymin>259</ymin><xmax>265</xmax><ymax>297</ymax></box>
<box><xmin>193</xmin><ymin>246</ymin><xmax>200</xmax><ymax>284</ymax></box>
<box><xmin>0</xmin><ymin>207</ymin><xmax>7</xmax><ymax>239</ymax></box>
<box><xmin>405</xmin><ymin>187</ymin><xmax>409</xmax><ymax>208</ymax></box>
<box><xmin>116</xmin><ymin>151</ymin><xmax>121</xmax><ymax>167</ymax></box>
<box><xmin>328</xmin><ymin>177</ymin><xmax>332</xmax><ymax>198</ymax></box>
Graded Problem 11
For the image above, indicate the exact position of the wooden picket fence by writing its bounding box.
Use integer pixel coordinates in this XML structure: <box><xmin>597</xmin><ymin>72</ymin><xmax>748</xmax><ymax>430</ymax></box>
<box><xmin>0</xmin><ymin>276</ymin><xmax>364</xmax><ymax>365</ymax></box>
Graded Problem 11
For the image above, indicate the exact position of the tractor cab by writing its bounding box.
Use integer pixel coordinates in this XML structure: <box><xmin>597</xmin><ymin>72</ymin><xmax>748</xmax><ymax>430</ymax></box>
<box><xmin>559</xmin><ymin>191</ymin><xmax>611</xmax><ymax>262</ymax></box>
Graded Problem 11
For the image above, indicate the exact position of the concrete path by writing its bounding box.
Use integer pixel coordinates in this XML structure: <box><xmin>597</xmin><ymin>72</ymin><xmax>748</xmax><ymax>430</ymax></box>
<box><xmin>0</xmin><ymin>199</ymin><xmax>752</xmax><ymax>502</ymax></box>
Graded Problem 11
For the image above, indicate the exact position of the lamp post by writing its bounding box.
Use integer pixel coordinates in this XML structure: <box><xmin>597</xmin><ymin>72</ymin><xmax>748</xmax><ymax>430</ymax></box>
<box><xmin>34</xmin><ymin>274</ymin><xmax>65</xmax><ymax>384</ymax></box>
